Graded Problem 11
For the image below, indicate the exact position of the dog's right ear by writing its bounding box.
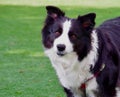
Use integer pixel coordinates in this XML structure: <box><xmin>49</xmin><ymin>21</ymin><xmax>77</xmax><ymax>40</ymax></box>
<box><xmin>46</xmin><ymin>6</ymin><xmax>65</xmax><ymax>19</ymax></box>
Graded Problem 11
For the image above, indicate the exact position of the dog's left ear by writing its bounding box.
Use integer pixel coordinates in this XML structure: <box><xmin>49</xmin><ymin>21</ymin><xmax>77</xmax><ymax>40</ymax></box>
<box><xmin>46</xmin><ymin>6</ymin><xmax>65</xmax><ymax>19</ymax></box>
<box><xmin>78</xmin><ymin>13</ymin><xmax>96</xmax><ymax>32</ymax></box>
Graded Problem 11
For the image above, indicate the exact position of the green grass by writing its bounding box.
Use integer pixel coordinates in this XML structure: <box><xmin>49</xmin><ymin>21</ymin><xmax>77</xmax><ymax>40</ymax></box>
<box><xmin>0</xmin><ymin>5</ymin><xmax>64</xmax><ymax>97</ymax></box>
<box><xmin>0</xmin><ymin>5</ymin><xmax>120</xmax><ymax>97</ymax></box>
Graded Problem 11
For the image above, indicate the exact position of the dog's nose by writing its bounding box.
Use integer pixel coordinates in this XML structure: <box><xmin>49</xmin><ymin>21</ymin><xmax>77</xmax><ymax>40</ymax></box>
<box><xmin>57</xmin><ymin>44</ymin><xmax>66</xmax><ymax>52</ymax></box>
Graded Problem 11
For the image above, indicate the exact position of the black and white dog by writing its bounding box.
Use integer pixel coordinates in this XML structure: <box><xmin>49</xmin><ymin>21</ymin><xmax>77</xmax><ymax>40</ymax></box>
<box><xmin>42</xmin><ymin>6</ymin><xmax>120</xmax><ymax>97</ymax></box>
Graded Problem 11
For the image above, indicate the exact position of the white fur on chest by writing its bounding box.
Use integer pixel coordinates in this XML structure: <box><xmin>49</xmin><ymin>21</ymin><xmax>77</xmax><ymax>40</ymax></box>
<box><xmin>45</xmin><ymin>48</ymin><xmax>97</xmax><ymax>89</ymax></box>
<box><xmin>48</xmin><ymin>51</ymin><xmax>91</xmax><ymax>88</ymax></box>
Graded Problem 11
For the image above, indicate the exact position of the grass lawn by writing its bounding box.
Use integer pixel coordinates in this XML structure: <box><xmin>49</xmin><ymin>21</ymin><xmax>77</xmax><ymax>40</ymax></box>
<box><xmin>0</xmin><ymin>5</ymin><xmax>120</xmax><ymax>97</ymax></box>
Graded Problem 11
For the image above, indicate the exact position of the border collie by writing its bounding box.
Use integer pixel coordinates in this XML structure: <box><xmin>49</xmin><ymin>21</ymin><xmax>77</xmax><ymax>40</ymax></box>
<box><xmin>41</xmin><ymin>6</ymin><xmax>120</xmax><ymax>97</ymax></box>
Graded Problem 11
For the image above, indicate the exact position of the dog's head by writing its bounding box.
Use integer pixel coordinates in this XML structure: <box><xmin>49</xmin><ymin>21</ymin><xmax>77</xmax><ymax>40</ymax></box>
<box><xmin>42</xmin><ymin>6</ymin><xmax>96</xmax><ymax>60</ymax></box>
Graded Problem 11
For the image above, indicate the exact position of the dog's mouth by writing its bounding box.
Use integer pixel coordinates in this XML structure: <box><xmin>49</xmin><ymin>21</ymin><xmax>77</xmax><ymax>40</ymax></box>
<box><xmin>57</xmin><ymin>51</ymin><xmax>66</xmax><ymax>56</ymax></box>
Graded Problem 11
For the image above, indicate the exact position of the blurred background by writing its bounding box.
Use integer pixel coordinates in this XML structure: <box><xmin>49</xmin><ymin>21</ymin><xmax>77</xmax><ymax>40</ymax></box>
<box><xmin>0</xmin><ymin>0</ymin><xmax>120</xmax><ymax>97</ymax></box>
<box><xmin>0</xmin><ymin>0</ymin><xmax>120</xmax><ymax>7</ymax></box>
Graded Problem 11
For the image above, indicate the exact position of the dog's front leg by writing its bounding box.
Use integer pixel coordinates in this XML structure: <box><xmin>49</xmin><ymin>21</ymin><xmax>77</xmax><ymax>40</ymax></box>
<box><xmin>64</xmin><ymin>87</ymin><xmax>74</xmax><ymax>97</ymax></box>
<box><xmin>86</xmin><ymin>90</ymin><xmax>98</xmax><ymax>97</ymax></box>
<box><xmin>86</xmin><ymin>78</ymin><xmax>99</xmax><ymax>97</ymax></box>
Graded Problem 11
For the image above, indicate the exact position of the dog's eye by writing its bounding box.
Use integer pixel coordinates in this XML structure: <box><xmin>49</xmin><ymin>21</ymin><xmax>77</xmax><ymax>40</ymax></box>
<box><xmin>70</xmin><ymin>34</ymin><xmax>77</xmax><ymax>40</ymax></box>
<box><xmin>55</xmin><ymin>31</ymin><xmax>61</xmax><ymax>37</ymax></box>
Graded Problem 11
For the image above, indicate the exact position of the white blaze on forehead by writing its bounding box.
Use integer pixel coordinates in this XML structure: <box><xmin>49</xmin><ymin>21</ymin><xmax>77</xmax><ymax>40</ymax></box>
<box><xmin>53</xmin><ymin>20</ymin><xmax>73</xmax><ymax>53</ymax></box>
<box><xmin>63</xmin><ymin>20</ymin><xmax>71</xmax><ymax>34</ymax></box>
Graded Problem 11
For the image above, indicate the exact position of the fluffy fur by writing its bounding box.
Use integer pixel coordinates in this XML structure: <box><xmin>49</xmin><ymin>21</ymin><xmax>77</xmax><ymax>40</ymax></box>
<box><xmin>42</xmin><ymin>6</ymin><xmax>120</xmax><ymax>97</ymax></box>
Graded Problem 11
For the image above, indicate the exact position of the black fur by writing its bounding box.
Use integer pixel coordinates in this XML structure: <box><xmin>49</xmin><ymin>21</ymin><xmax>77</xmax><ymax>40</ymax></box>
<box><xmin>64</xmin><ymin>87</ymin><xmax>74</xmax><ymax>97</ymax></box>
<box><xmin>94</xmin><ymin>17</ymin><xmax>120</xmax><ymax>97</ymax></box>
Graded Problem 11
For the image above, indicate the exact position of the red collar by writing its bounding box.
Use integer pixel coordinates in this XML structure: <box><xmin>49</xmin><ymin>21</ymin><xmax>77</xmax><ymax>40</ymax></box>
<box><xmin>79</xmin><ymin>64</ymin><xmax>105</xmax><ymax>90</ymax></box>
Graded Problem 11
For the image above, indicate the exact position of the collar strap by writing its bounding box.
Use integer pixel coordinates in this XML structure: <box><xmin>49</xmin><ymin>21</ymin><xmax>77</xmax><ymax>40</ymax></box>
<box><xmin>80</xmin><ymin>64</ymin><xmax>105</xmax><ymax>90</ymax></box>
